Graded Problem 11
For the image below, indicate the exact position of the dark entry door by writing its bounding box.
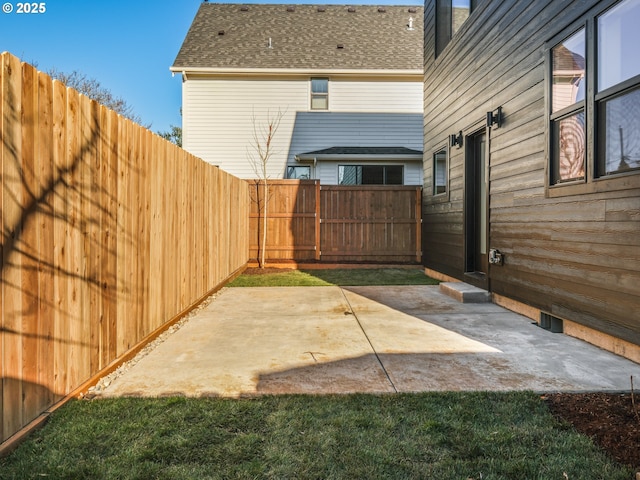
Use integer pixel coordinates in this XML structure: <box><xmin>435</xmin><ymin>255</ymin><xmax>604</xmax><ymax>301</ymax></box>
<box><xmin>465</xmin><ymin>131</ymin><xmax>488</xmax><ymax>276</ymax></box>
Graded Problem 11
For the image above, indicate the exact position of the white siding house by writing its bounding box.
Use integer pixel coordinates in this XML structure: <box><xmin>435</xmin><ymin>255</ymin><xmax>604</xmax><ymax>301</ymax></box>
<box><xmin>172</xmin><ymin>4</ymin><xmax>424</xmax><ymax>184</ymax></box>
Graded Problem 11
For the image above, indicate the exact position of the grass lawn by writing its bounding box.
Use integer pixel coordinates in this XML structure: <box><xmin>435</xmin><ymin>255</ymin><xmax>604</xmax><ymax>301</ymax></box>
<box><xmin>3</xmin><ymin>269</ymin><xmax>630</xmax><ymax>478</ymax></box>
<box><xmin>228</xmin><ymin>267</ymin><xmax>440</xmax><ymax>287</ymax></box>
<box><xmin>0</xmin><ymin>392</ymin><xmax>631</xmax><ymax>479</ymax></box>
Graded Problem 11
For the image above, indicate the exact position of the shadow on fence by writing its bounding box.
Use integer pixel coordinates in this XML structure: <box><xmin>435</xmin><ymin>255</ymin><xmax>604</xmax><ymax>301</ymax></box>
<box><xmin>1</xmin><ymin>52</ymin><xmax>250</xmax><ymax>446</ymax></box>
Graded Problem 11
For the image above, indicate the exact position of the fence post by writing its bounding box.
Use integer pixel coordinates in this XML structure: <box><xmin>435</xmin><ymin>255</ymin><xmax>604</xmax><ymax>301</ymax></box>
<box><xmin>415</xmin><ymin>186</ymin><xmax>422</xmax><ymax>263</ymax></box>
<box><xmin>315</xmin><ymin>180</ymin><xmax>321</xmax><ymax>261</ymax></box>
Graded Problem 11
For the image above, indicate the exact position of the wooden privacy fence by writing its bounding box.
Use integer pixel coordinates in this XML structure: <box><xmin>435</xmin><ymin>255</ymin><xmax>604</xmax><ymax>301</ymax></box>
<box><xmin>249</xmin><ymin>180</ymin><xmax>422</xmax><ymax>263</ymax></box>
<box><xmin>0</xmin><ymin>52</ymin><xmax>250</xmax><ymax>445</ymax></box>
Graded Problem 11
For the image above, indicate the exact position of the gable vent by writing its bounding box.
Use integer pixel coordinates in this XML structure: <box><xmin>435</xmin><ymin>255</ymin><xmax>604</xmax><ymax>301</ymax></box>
<box><xmin>347</xmin><ymin>7</ymin><xmax>356</xmax><ymax>12</ymax></box>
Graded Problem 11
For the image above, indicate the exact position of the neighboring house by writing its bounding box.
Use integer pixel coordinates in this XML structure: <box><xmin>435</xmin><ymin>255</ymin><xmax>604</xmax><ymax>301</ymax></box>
<box><xmin>171</xmin><ymin>3</ymin><xmax>424</xmax><ymax>184</ymax></box>
<box><xmin>422</xmin><ymin>0</ymin><xmax>640</xmax><ymax>359</ymax></box>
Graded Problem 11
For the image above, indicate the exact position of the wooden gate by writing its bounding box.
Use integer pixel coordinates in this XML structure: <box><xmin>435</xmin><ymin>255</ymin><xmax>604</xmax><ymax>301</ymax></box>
<box><xmin>249</xmin><ymin>180</ymin><xmax>422</xmax><ymax>264</ymax></box>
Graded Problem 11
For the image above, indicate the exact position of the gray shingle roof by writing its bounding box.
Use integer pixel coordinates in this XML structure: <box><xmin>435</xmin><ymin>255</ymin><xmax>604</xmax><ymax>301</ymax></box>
<box><xmin>172</xmin><ymin>3</ymin><xmax>423</xmax><ymax>71</ymax></box>
<box><xmin>299</xmin><ymin>146</ymin><xmax>423</xmax><ymax>156</ymax></box>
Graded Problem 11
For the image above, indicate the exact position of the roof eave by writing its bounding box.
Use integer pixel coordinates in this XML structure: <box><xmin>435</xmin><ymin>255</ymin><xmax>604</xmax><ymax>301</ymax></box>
<box><xmin>296</xmin><ymin>154</ymin><xmax>424</xmax><ymax>162</ymax></box>
<box><xmin>170</xmin><ymin>66</ymin><xmax>423</xmax><ymax>78</ymax></box>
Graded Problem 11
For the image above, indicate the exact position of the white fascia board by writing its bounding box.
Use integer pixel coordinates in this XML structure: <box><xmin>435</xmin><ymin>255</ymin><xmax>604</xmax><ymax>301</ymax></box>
<box><xmin>296</xmin><ymin>154</ymin><xmax>424</xmax><ymax>162</ymax></box>
<box><xmin>170</xmin><ymin>66</ymin><xmax>422</xmax><ymax>79</ymax></box>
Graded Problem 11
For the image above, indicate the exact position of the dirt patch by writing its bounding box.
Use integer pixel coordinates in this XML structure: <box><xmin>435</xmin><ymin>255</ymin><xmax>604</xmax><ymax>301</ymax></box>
<box><xmin>544</xmin><ymin>392</ymin><xmax>640</xmax><ymax>472</ymax></box>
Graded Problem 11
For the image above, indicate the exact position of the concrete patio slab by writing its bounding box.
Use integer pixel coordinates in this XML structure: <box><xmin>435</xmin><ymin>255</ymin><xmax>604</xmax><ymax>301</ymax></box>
<box><xmin>97</xmin><ymin>285</ymin><xmax>640</xmax><ymax>398</ymax></box>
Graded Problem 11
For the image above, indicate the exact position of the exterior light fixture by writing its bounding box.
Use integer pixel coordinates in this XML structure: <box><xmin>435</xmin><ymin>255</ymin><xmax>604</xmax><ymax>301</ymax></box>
<box><xmin>450</xmin><ymin>131</ymin><xmax>463</xmax><ymax>148</ymax></box>
<box><xmin>486</xmin><ymin>106</ymin><xmax>502</xmax><ymax>128</ymax></box>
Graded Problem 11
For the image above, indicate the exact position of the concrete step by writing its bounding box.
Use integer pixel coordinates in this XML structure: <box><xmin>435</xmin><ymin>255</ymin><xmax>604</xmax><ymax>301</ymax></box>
<box><xmin>439</xmin><ymin>282</ymin><xmax>491</xmax><ymax>303</ymax></box>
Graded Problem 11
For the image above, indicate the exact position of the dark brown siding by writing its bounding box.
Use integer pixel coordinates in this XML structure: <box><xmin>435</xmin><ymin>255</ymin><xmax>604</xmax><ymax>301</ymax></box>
<box><xmin>423</xmin><ymin>0</ymin><xmax>640</xmax><ymax>345</ymax></box>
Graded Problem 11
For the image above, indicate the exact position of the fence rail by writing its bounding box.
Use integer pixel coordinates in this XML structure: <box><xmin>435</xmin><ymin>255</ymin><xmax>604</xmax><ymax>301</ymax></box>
<box><xmin>1</xmin><ymin>53</ymin><xmax>250</xmax><ymax>445</ymax></box>
<box><xmin>249</xmin><ymin>180</ymin><xmax>422</xmax><ymax>264</ymax></box>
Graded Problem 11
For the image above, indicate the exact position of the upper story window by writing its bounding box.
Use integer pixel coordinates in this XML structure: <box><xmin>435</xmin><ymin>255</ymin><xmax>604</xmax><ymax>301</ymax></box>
<box><xmin>310</xmin><ymin>78</ymin><xmax>328</xmax><ymax>110</ymax></box>
<box><xmin>435</xmin><ymin>0</ymin><xmax>480</xmax><ymax>57</ymax></box>
<box><xmin>548</xmin><ymin>0</ymin><xmax>640</xmax><ymax>189</ymax></box>
<box><xmin>596</xmin><ymin>0</ymin><xmax>640</xmax><ymax>176</ymax></box>
<box><xmin>551</xmin><ymin>29</ymin><xmax>586</xmax><ymax>183</ymax></box>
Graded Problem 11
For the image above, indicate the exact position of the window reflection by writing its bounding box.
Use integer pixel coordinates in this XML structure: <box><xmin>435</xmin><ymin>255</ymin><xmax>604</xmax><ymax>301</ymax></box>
<box><xmin>598</xmin><ymin>87</ymin><xmax>640</xmax><ymax>174</ymax></box>
<box><xmin>339</xmin><ymin>165</ymin><xmax>403</xmax><ymax>185</ymax></box>
<box><xmin>555</xmin><ymin>112</ymin><xmax>585</xmax><ymax>182</ymax></box>
<box><xmin>433</xmin><ymin>150</ymin><xmax>447</xmax><ymax>194</ymax></box>
<box><xmin>552</xmin><ymin>29</ymin><xmax>585</xmax><ymax>113</ymax></box>
<box><xmin>598</xmin><ymin>0</ymin><xmax>640</xmax><ymax>92</ymax></box>
<box><xmin>452</xmin><ymin>0</ymin><xmax>470</xmax><ymax>36</ymax></box>
<box><xmin>287</xmin><ymin>166</ymin><xmax>311</xmax><ymax>179</ymax></box>
<box><xmin>311</xmin><ymin>78</ymin><xmax>328</xmax><ymax>110</ymax></box>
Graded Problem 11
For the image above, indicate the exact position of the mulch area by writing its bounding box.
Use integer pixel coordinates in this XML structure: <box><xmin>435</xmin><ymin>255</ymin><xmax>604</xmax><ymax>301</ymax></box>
<box><xmin>544</xmin><ymin>392</ymin><xmax>640</xmax><ymax>473</ymax></box>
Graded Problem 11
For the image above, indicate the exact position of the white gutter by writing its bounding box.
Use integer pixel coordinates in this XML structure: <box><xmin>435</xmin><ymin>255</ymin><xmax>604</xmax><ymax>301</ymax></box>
<box><xmin>169</xmin><ymin>66</ymin><xmax>422</xmax><ymax>78</ymax></box>
<box><xmin>295</xmin><ymin>154</ymin><xmax>423</xmax><ymax>162</ymax></box>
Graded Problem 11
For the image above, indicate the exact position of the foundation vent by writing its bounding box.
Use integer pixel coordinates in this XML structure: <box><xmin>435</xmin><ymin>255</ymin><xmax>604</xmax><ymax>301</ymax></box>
<box><xmin>540</xmin><ymin>312</ymin><xmax>564</xmax><ymax>333</ymax></box>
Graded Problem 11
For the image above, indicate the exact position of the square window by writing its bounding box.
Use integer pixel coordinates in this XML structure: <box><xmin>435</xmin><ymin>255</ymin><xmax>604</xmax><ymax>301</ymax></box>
<box><xmin>339</xmin><ymin>165</ymin><xmax>361</xmax><ymax>185</ymax></box>
<box><xmin>362</xmin><ymin>165</ymin><xmax>385</xmax><ymax>184</ymax></box>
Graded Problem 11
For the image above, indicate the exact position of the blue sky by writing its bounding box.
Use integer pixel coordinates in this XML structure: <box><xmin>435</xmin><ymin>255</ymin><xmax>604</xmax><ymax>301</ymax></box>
<box><xmin>1</xmin><ymin>0</ymin><xmax>422</xmax><ymax>134</ymax></box>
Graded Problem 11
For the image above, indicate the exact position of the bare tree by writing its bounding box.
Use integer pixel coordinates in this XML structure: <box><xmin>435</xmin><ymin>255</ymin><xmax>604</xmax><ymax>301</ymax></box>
<box><xmin>47</xmin><ymin>68</ymin><xmax>148</xmax><ymax>127</ymax></box>
<box><xmin>247</xmin><ymin>109</ymin><xmax>285</xmax><ymax>268</ymax></box>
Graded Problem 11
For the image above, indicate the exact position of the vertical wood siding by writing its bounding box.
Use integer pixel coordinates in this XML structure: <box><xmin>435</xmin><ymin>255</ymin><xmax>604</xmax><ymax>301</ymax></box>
<box><xmin>249</xmin><ymin>180</ymin><xmax>422</xmax><ymax>263</ymax></box>
<box><xmin>249</xmin><ymin>180</ymin><xmax>320</xmax><ymax>262</ymax></box>
<box><xmin>422</xmin><ymin>0</ymin><xmax>640</xmax><ymax>346</ymax></box>
<box><xmin>0</xmin><ymin>53</ymin><xmax>250</xmax><ymax>444</ymax></box>
<box><xmin>319</xmin><ymin>185</ymin><xmax>422</xmax><ymax>263</ymax></box>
